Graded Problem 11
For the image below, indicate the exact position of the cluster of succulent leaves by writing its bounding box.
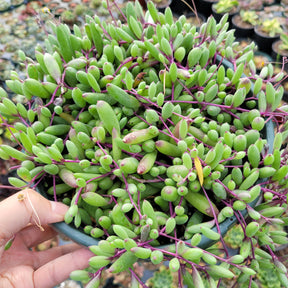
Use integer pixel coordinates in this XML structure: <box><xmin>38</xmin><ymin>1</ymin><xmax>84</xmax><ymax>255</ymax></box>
<box><xmin>257</xmin><ymin>267</ymin><xmax>282</xmax><ymax>288</ymax></box>
<box><xmin>213</xmin><ymin>0</ymin><xmax>239</xmax><ymax>14</ymax></box>
<box><xmin>146</xmin><ymin>265</ymin><xmax>176</xmax><ymax>288</ymax></box>
<box><xmin>223</xmin><ymin>224</ymin><xmax>244</xmax><ymax>249</ymax></box>
<box><xmin>239</xmin><ymin>10</ymin><xmax>259</xmax><ymax>26</ymax></box>
<box><xmin>1</xmin><ymin>0</ymin><xmax>288</xmax><ymax>287</ymax></box>
<box><xmin>279</xmin><ymin>32</ymin><xmax>288</xmax><ymax>52</ymax></box>
<box><xmin>260</xmin><ymin>18</ymin><xmax>283</xmax><ymax>37</ymax></box>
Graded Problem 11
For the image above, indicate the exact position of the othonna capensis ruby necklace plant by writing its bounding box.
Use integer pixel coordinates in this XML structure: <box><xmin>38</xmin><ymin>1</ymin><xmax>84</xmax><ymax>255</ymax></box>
<box><xmin>1</xmin><ymin>1</ymin><xmax>288</xmax><ymax>287</ymax></box>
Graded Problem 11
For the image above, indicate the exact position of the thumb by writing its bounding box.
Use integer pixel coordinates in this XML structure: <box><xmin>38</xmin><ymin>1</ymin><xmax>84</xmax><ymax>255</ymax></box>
<box><xmin>0</xmin><ymin>189</ymin><xmax>68</xmax><ymax>245</ymax></box>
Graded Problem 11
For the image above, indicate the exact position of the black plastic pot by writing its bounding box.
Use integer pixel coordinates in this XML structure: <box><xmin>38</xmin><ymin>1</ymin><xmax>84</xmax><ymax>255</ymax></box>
<box><xmin>231</xmin><ymin>14</ymin><xmax>255</xmax><ymax>38</ymax></box>
<box><xmin>195</xmin><ymin>0</ymin><xmax>217</xmax><ymax>18</ymax></box>
<box><xmin>169</xmin><ymin>0</ymin><xmax>199</xmax><ymax>15</ymax></box>
<box><xmin>272</xmin><ymin>39</ymin><xmax>288</xmax><ymax>72</ymax></box>
<box><xmin>254</xmin><ymin>26</ymin><xmax>280</xmax><ymax>53</ymax></box>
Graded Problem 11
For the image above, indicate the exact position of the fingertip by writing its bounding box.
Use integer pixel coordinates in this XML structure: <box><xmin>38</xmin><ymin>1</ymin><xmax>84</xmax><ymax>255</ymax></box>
<box><xmin>50</xmin><ymin>201</ymin><xmax>69</xmax><ymax>217</ymax></box>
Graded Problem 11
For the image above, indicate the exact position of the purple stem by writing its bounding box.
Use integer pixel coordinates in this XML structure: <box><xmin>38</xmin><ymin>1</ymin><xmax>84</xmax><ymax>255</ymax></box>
<box><xmin>115</xmin><ymin>57</ymin><xmax>136</xmax><ymax>75</ymax></box>
<box><xmin>113</xmin><ymin>0</ymin><xmax>127</xmax><ymax>23</ymax></box>
<box><xmin>44</xmin><ymin>85</ymin><xmax>61</xmax><ymax>108</ymax></box>
<box><xmin>215</xmin><ymin>179</ymin><xmax>240</xmax><ymax>199</ymax></box>
<box><xmin>106</xmin><ymin>0</ymin><xmax>117</xmax><ymax>26</ymax></box>
<box><xmin>129</xmin><ymin>269</ymin><xmax>149</xmax><ymax>288</ymax></box>
<box><xmin>202</xmin><ymin>186</ymin><xmax>229</xmax><ymax>257</ymax></box>
<box><xmin>0</xmin><ymin>185</ymin><xmax>21</xmax><ymax>191</ymax></box>
<box><xmin>74</xmin><ymin>187</ymin><xmax>83</xmax><ymax>206</ymax></box>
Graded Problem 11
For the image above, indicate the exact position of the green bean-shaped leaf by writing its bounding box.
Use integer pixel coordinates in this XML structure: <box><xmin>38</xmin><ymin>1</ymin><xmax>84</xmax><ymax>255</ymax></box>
<box><xmin>0</xmin><ymin>145</ymin><xmax>29</xmax><ymax>161</ymax></box>
<box><xmin>95</xmin><ymin>100</ymin><xmax>120</xmax><ymax>135</ymax></box>
<box><xmin>108</xmin><ymin>251</ymin><xmax>138</xmax><ymax>273</ymax></box>
<box><xmin>43</xmin><ymin>53</ymin><xmax>61</xmax><ymax>84</ymax></box>
<box><xmin>239</xmin><ymin>169</ymin><xmax>259</xmax><ymax>190</ymax></box>
<box><xmin>107</xmin><ymin>83</ymin><xmax>140</xmax><ymax>110</ymax></box>
<box><xmin>185</xmin><ymin>192</ymin><xmax>219</xmax><ymax>217</ymax></box>
<box><xmin>56</xmin><ymin>24</ymin><xmax>73</xmax><ymax>62</ymax></box>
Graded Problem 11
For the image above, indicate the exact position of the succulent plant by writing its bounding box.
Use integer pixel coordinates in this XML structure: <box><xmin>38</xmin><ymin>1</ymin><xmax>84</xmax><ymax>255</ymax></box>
<box><xmin>260</xmin><ymin>18</ymin><xmax>283</xmax><ymax>37</ymax></box>
<box><xmin>257</xmin><ymin>268</ymin><xmax>282</xmax><ymax>288</ymax></box>
<box><xmin>213</xmin><ymin>0</ymin><xmax>239</xmax><ymax>14</ymax></box>
<box><xmin>74</xmin><ymin>4</ymin><xmax>87</xmax><ymax>16</ymax></box>
<box><xmin>279</xmin><ymin>32</ymin><xmax>288</xmax><ymax>51</ymax></box>
<box><xmin>60</xmin><ymin>10</ymin><xmax>77</xmax><ymax>25</ymax></box>
<box><xmin>89</xmin><ymin>0</ymin><xmax>102</xmax><ymax>9</ymax></box>
<box><xmin>223</xmin><ymin>224</ymin><xmax>244</xmax><ymax>249</ymax></box>
<box><xmin>0</xmin><ymin>0</ymin><xmax>11</xmax><ymax>12</ymax></box>
<box><xmin>146</xmin><ymin>265</ymin><xmax>176</xmax><ymax>288</ymax></box>
<box><xmin>239</xmin><ymin>10</ymin><xmax>259</xmax><ymax>26</ymax></box>
<box><xmin>1</xmin><ymin>1</ymin><xmax>288</xmax><ymax>287</ymax></box>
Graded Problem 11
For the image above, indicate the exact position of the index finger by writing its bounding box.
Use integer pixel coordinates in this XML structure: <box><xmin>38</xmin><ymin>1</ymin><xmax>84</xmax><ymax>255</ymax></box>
<box><xmin>0</xmin><ymin>189</ymin><xmax>68</xmax><ymax>246</ymax></box>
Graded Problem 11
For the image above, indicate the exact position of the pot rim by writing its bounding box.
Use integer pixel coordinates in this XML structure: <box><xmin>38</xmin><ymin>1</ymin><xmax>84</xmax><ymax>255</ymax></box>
<box><xmin>254</xmin><ymin>25</ymin><xmax>281</xmax><ymax>39</ymax></box>
<box><xmin>272</xmin><ymin>39</ymin><xmax>288</xmax><ymax>57</ymax></box>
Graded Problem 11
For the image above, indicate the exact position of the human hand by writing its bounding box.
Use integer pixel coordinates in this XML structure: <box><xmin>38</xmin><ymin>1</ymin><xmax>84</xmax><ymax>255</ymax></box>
<box><xmin>0</xmin><ymin>188</ymin><xmax>93</xmax><ymax>288</ymax></box>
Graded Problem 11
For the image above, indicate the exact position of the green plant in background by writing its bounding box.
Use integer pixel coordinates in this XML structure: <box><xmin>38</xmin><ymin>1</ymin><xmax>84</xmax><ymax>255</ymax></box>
<box><xmin>90</xmin><ymin>0</ymin><xmax>102</xmax><ymax>9</ymax></box>
<box><xmin>74</xmin><ymin>4</ymin><xmax>88</xmax><ymax>17</ymax></box>
<box><xmin>1</xmin><ymin>1</ymin><xmax>288</xmax><ymax>287</ymax></box>
<box><xmin>257</xmin><ymin>268</ymin><xmax>282</xmax><ymax>288</ymax></box>
<box><xmin>60</xmin><ymin>10</ymin><xmax>77</xmax><ymax>25</ymax></box>
<box><xmin>260</xmin><ymin>18</ymin><xmax>283</xmax><ymax>37</ymax></box>
<box><xmin>279</xmin><ymin>32</ymin><xmax>288</xmax><ymax>51</ymax></box>
<box><xmin>152</xmin><ymin>0</ymin><xmax>166</xmax><ymax>4</ymax></box>
<box><xmin>146</xmin><ymin>265</ymin><xmax>176</xmax><ymax>288</ymax></box>
<box><xmin>0</xmin><ymin>0</ymin><xmax>10</xmax><ymax>12</ymax></box>
<box><xmin>239</xmin><ymin>10</ymin><xmax>259</xmax><ymax>26</ymax></box>
<box><xmin>213</xmin><ymin>0</ymin><xmax>239</xmax><ymax>13</ymax></box>
<box><xmin>223</xmin><ymin>224</ymin><xmax>244</xmax><ymax>249</ymax></box>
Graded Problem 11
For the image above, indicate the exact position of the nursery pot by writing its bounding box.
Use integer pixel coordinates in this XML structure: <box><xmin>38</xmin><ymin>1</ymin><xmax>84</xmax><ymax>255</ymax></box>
<box><xmin>169</xmin><ymin>0</ymin><xmax>199</xmax><ymax>15</ymax></box>
<box><xmin>231</xmin><ymin>14</ymin><xmax>255</xmax><ymax>38</ymax></box>
<box><xmin>271</xmin><ymin>39</ymin><xmax>288</xmax><ymax>72</ymax></box>
<box><xmin>195</xmin><ymin>0</ymin><xmax>217</xmax><ymax>18</ymax></box>
<box><xmin>254</xmin><ymin>26</ymin><xmax>280</xmax><ymax>53</ymax></box>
